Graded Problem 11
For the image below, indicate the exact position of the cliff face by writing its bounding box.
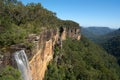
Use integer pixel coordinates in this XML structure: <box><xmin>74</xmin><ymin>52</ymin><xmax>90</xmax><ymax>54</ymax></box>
<box><xmin>29</xmin><ymin>27</ymin><xmax>81</xmax><ymax>80</ymax></box>
<box><xmin>0</xmin><ymin>27</ymin><xmax>81</xmax><ymax>80</ymax></box>
<box><xmin>29</xmin><ymin>29</ymin><xmax>59</xmax><ymax>80</ymax></box>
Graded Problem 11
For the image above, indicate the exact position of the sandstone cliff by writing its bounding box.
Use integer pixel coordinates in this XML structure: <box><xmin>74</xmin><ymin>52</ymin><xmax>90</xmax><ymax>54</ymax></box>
<box><xmin>29</xmin><ymin>27</ymin><xmax>80</xmax><ymax>80</ymax></box>
<box><xmin>0</xmin><ymin>27</ymin><xmax>81</xmax><ymax>80</ymax></box>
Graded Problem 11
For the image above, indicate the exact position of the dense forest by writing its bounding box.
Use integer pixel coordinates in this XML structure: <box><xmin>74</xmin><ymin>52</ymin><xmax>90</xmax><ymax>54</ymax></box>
<box><xmin>81</xmin><ymin>27</ymin><xmax>115</xmax><ymax>42</ymax></box>
<box><xmin>0</xmin><ymin>0</ymin><xmax>79</xmax><ymax>79</ymax></box>
<box><xmin>103</xmin><ymin>35</ymin><xmax>120</xmax><ymax>65</ymax></box>
<box><xmin>44</xmin><ymin>36</ymin><xmax>120</xmax><ymax>80</ymax></box>
<box><xmin>0</xmin><ymin>0</ymin><xmax>79</xmax><ymax>52</ymax></box>
<box><xmin>81</xmin><ymin>27</ymin><xmax>120</xmax><ymax>66</ymax></box>
<box><xmin>0</xmin><ymin>66</ymin><xmax>22</xmax><ymax>80</ymax></box>
<box><xmin>0</xmin><ymin>0</ymin><xmax>120</xmax><ymax>80</ymax></box>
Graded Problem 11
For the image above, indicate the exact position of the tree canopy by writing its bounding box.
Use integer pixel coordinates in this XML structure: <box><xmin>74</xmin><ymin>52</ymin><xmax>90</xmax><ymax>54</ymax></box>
<box><xmin>45</xmin><ymin>36</ymin><xmax>120</xmax><ymax>80</ymax></box>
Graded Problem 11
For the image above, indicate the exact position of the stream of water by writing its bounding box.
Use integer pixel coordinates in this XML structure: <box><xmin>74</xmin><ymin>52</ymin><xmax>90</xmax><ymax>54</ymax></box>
<box><xmin>14</xmin><ymin>50</ymin><xmax>32</xmax><ymax>80</ymax></box>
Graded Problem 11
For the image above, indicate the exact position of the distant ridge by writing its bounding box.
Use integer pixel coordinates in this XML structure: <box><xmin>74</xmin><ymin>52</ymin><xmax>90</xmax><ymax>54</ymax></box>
<box><xmin>82</xmin><ymin>26</ymin><xmax>115</xmax><ymax>36</ymax></box>
<box><xmin>81</xmin><ymin>26</ymin><xmax>115</xmax><ymax>41</ymax></box>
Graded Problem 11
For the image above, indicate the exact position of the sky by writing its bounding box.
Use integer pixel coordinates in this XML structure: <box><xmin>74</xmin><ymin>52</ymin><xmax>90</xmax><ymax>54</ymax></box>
<box><xmin>19</xmin><ymin>0</ymin><xmax>120</xmax><ymax>29</ymax></box>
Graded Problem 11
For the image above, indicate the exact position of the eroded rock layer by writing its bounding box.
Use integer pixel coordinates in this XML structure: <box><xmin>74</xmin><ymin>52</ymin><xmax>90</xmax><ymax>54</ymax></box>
<box><xmin>29</xmin><ymin>27</ymin><xmax>80</xmax><ymax>80</ymax></box>
<box><xmin>0</xmin><ymin>27</ymin><xmax>81</xmax><ymax>80</ymax></box>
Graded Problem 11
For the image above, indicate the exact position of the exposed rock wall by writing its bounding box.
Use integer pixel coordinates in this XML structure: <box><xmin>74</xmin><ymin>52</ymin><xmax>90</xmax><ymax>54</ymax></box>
<box><xmin>0</xmin><ymin>27</ymin><xmax>81</xmax><ymax>80</ymax></box>
<box><xmin>29</xmin><ymin>27</ymin><xmax>81</xmax><ymax>80</ymax></box>
<box><xmin>29</xmin><ymin>29</ymin><xmax>59</xmax><ymax>80</ymax></box>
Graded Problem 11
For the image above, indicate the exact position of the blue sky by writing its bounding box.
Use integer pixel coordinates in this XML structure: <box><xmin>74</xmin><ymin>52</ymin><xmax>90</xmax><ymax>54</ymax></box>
<box><xmin>19</xmin><ymin>0</ymin><xmax>120</xmax><ymax>29</ymax></box>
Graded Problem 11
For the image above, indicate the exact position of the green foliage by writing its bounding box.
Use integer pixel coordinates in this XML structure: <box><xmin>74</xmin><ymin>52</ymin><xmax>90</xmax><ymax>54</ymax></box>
<box><xmin>103</xmin><ymin>36</ymin><xmax>120</xmax><ymax>65</ymax></box>
<box><xmin>45</xmin><ymin>36</ymin><xmax>120</xmax><ymax>80</ymax></box>
<box><xmin>81</xmin><ymin>27</ymin><xmax>120</xmax><ymax>65</ymax></box>
<box><xmin>0</xmin><ymin>24</ymin><xmax>27</xmax><ymax>46</ymax></box>
<box><xmin>0</xmin><ymin>66</ymin><xmax>22</xmax><ymax>80</ymax></box>
<box><xmin>81</xmin><ymin>27</ymin><xmax>115</xmax><ymax>43</ymax></box>
<box><xmin>103</xmin><ymin>36</ymin><xmax>120</xmax><ymax>57</ymax></box>
<box><xmin>82</xmin><ymin>27</ymin><xmax>114</xmax><ymax>36</ymax></box>
<box><xmin>0</xmin><ymin>0</ymin><xmax>79</xmax><ymax>48</ymax></box>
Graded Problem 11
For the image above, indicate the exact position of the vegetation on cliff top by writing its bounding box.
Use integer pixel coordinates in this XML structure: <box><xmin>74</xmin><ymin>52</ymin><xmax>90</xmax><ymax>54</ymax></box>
<box><xmin>0</xmin><ymin>0</ymin><xmax>79</xmax><ymax>52</ymax></box>
<box><xmin>45</xmin><ymin>36</ymin><xmax>120</xmax><ymax>80</ymax></box>
<box><xmin>0</xmin><ymin>0</ymin><xmax>80</xmax><ymax>79</ymax></box>
<box><xmin>1</xmin><ymin>0</ymin><xmax>120</xmax><ymax>80</ymax></box>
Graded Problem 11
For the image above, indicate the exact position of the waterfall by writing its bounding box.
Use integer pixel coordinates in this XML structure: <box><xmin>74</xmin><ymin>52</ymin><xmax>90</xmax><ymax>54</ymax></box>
<box><xmin>14</xmin><ymin>50</ymin><xmax>32</xmax><ymax>80</ymax></box>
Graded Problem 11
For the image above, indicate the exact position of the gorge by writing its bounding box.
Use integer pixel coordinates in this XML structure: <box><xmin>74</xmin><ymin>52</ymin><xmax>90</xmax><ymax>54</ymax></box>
<box><xmin>1</xmin><ymin>27</ymin><xmax>81</xmax><ymax>80</ymax></box>
<box><xmin>0</xmin><ymin>1</ymin><xmax>120</xmax><ymax>80</ymax></box>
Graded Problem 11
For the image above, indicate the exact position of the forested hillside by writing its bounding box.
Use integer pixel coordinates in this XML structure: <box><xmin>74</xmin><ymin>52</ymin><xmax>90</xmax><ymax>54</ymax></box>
<box><xmin>102</xmin><ymin>28</ymin><xmax>120</xmax><ymax>41</ymax></box>
<box><xmin>103</xmin><ymin>36</ymin><xmax>120</xmax><ymax>61</ymax></box>
<box><xmin>81</xmin><ymin>27</ymin><xmax>115</xmax><ymax>42</ymax></box>
<box><xmin>81</xmin><ymin>27</ymin><xmax>114</xmax><ymax>36</ymax></box>
<box><xmin>102</xmin><ymin>29</ymin><xmax>120</xmax><ymax>65</ymax></box>
<box><xmin>0</xmin><ymin>0</ymin><xmax>79</xmax><ymax>79</ymax></box>
<box><xmin>0</xmin><ymin>0</ymin><xmax>120</xmax><ymax>80</ymax></box>
<box><xmin>45</xmin><ymin>36</ymin><xmax>120</xmax><ymax>80</ymax></box>
<box><xmin>0</xmin><ymin>66</ymin><xmax>22</xmax><ymax>80</ymax></box>
<box><xmin>82</xmin><ymin>27</ymin><xmax>120</xmax><ymax>66</ymax></box>
<box><xmin>81</xmin><ymin>27</ymin><xmax>98</xmax><ymax>41</ymax></box>
<box><xmin>0</xmin><ymin>0</ymin><xmax>79</xmax><ymax>51</ymax></box>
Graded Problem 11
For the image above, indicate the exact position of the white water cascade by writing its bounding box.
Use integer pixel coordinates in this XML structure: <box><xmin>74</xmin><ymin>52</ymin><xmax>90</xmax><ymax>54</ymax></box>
<box><xmin>14</xmin><ymin>50</ymin><xmax>32</xmax><ymax>80</ymax></box>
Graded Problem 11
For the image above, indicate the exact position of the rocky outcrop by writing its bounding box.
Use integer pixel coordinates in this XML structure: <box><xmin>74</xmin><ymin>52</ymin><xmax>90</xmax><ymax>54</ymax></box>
<box><xmin>29</xmin><ymin>27</ymin><xmax>81</xmax><ymax>80</ymax></box>
<box><xmin>29</xmin><ymin>29</ymin><xmax>59</xmax><ymax>80</ymax></box>
<box><xmin>0</xmin><ymin>27</ymin><xmax>81</xmax><ymax>80</ymax></box>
